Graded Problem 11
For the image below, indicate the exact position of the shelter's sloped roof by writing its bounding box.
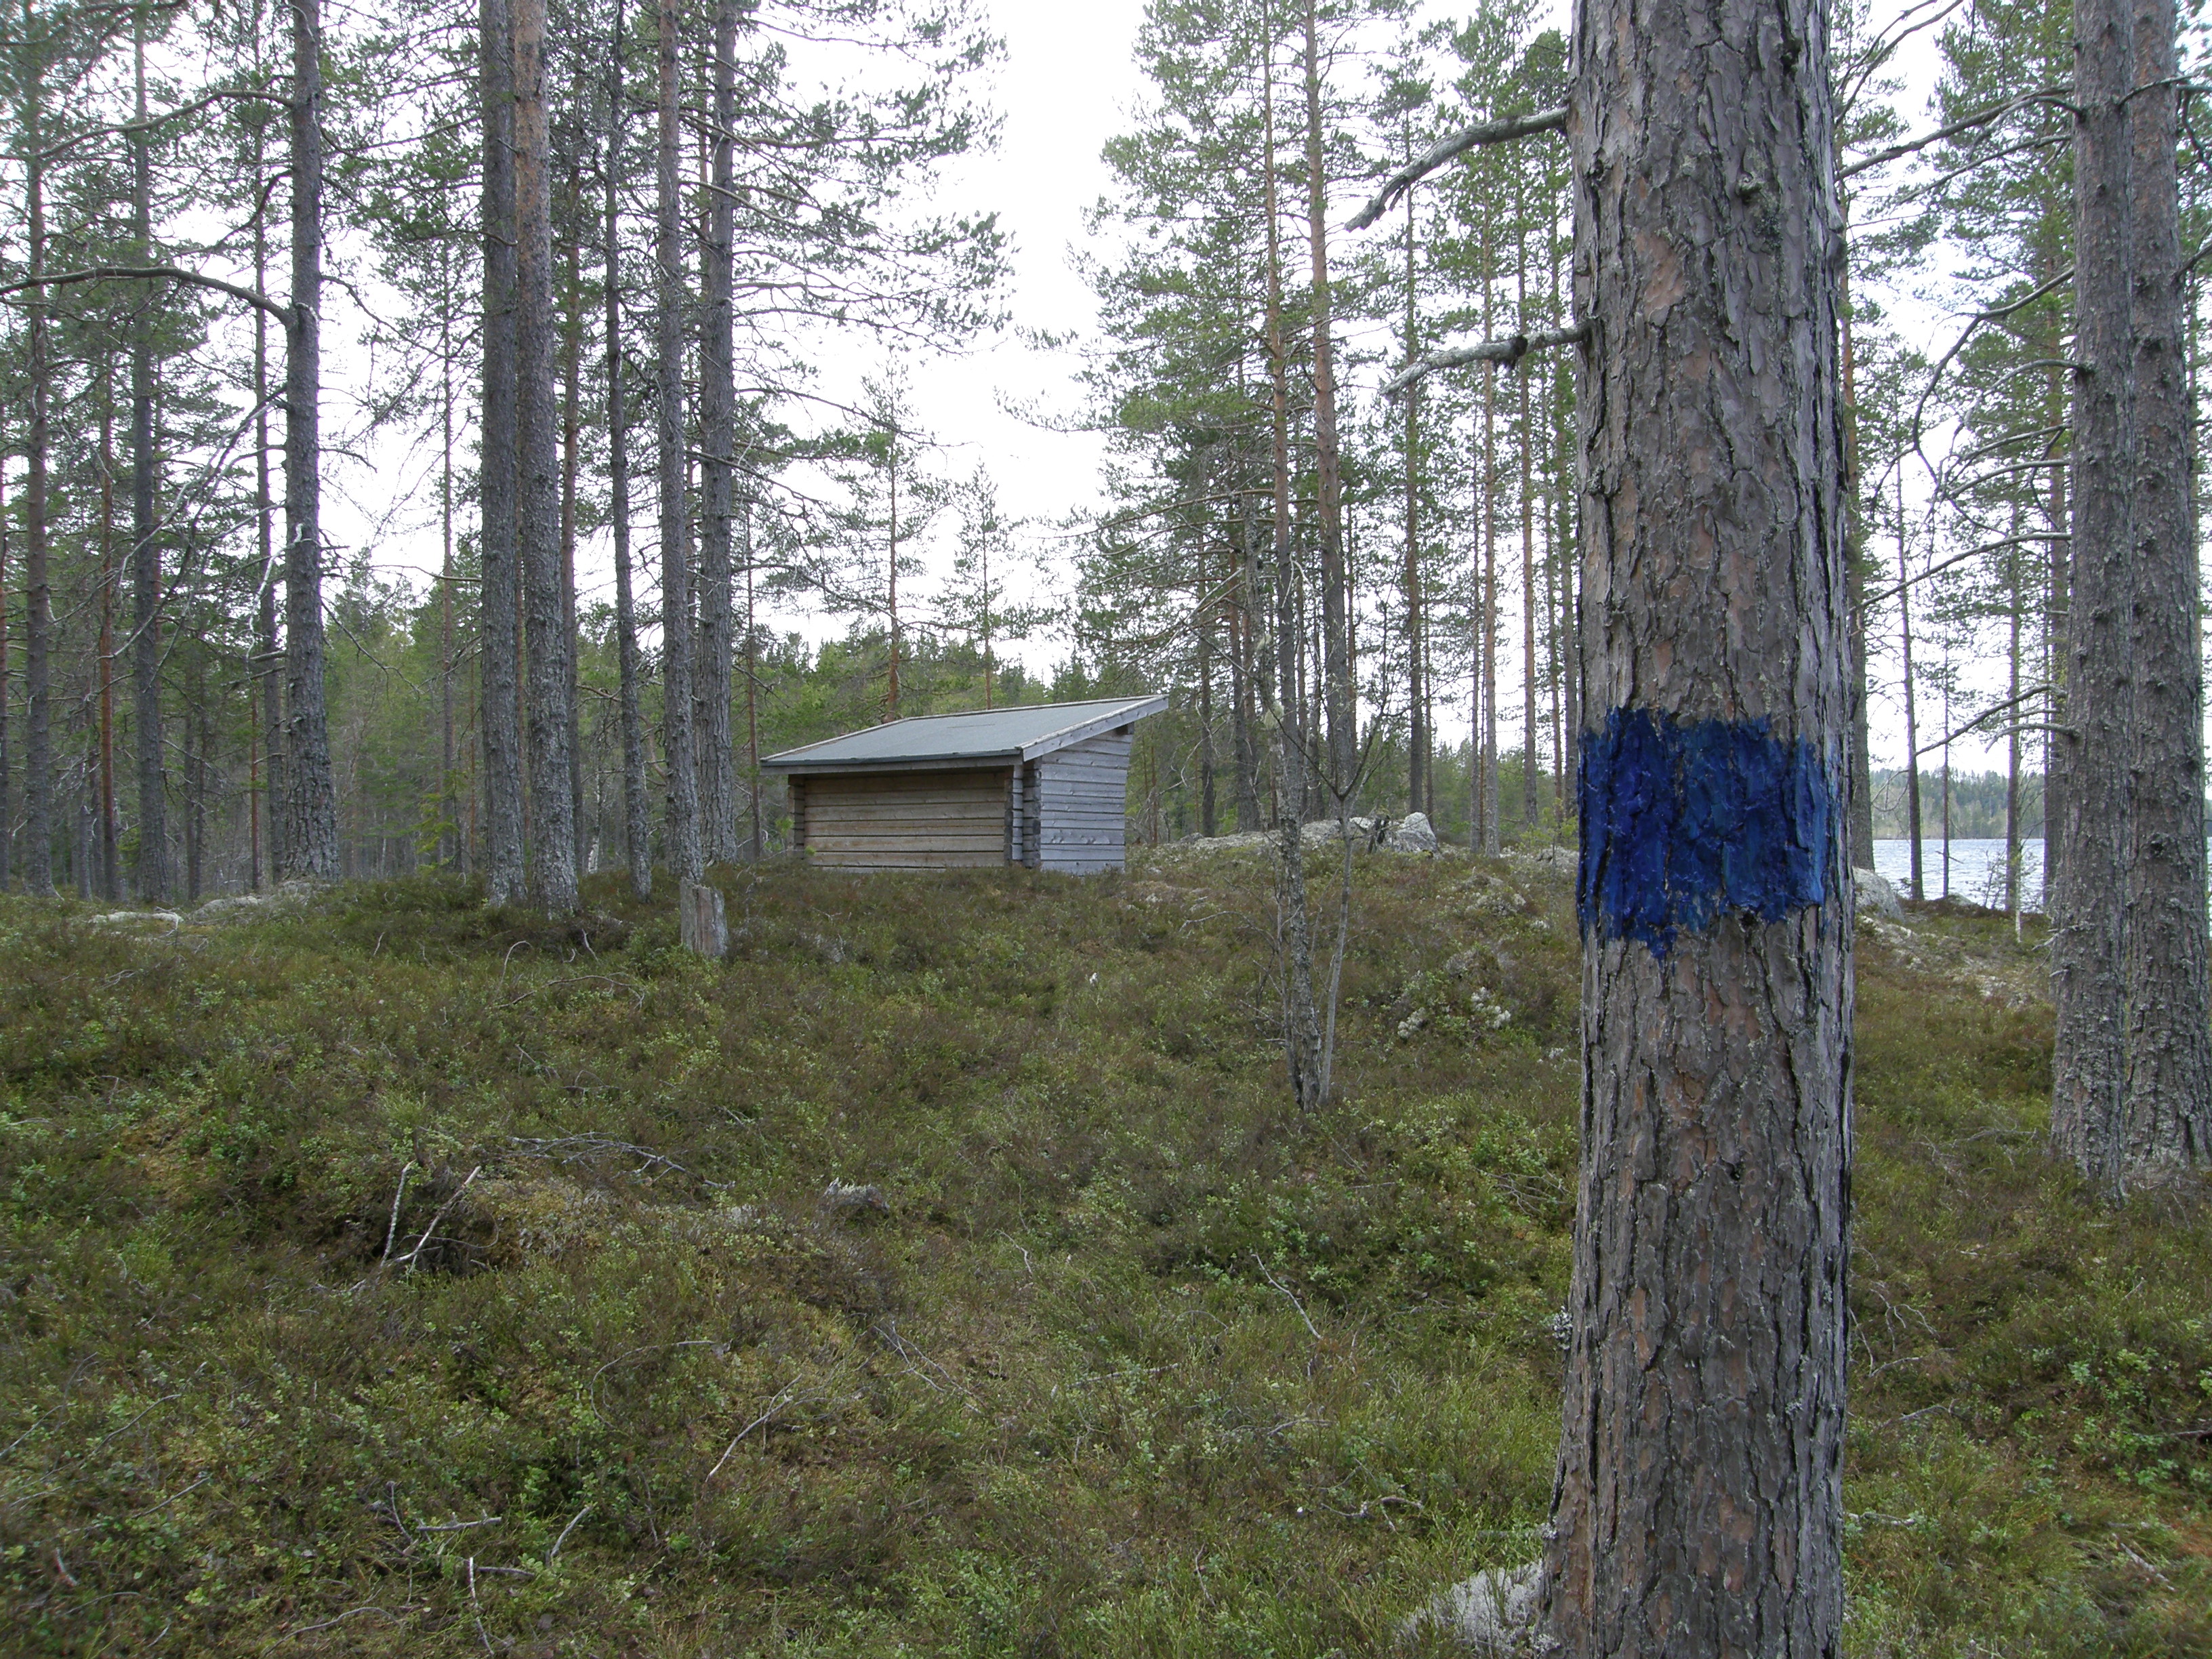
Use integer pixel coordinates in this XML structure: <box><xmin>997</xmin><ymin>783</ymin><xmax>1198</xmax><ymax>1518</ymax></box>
<box><xmin>760</xmin><ymin>695</ymin><xmax>1166</xmax><ymax>773</ymax></box>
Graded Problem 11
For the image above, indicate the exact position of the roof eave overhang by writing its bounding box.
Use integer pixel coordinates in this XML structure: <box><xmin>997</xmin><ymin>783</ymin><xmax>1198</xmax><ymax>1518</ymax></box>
<box><xmin>758</xmin><ymin>751</ymin><xmax>1021</xmax><ymax>775</ymax></box>
<box><xmin>1017</xmin><ymin>695</ymin><xmax>1169</xmax><ymax>762</ymax></box>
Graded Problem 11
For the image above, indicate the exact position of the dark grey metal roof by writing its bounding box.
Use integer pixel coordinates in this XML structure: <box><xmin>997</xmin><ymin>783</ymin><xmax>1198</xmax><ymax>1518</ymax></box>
<box><xmin>760</xmin><ymin>695</ymin><xmax>1167</xmax><ymax>773</ymax></box>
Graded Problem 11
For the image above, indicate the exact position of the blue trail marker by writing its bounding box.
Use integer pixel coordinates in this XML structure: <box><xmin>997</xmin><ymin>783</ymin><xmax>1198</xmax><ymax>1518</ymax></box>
<box><xmin>1577</xmin><ymin>708</ymin><xmax>1837</xmax><ymax>958</ymax></box>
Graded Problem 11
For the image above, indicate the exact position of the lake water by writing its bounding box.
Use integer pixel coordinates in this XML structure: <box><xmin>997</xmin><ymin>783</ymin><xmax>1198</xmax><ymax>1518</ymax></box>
<box><xmin>1871</xmin><ymin>838</ymin><xmax>2045</xmax><ymax>912</ymax></box>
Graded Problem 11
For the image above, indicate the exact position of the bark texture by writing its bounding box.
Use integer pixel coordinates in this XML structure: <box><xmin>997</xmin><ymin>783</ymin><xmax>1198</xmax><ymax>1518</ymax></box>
<box><xmin>478</xmin><ymin>0</ymin><xmax>525</xmax><ymax>903</ymax></box>
<box><xmin>281</xmin><ymin>0</ymin><xmax>337</xmax><ymax>880</ymax></box>
<box><xmin>605</xmin><ymin>0</ymin><xmax>650</xmax><ymax>901</ymax></box>
<box><xmin>2051</xmin><ymin>0</ymin><xmax>2212</xmax><ymax>1191</ymax></box>
<box><xmin>655</xmin><ymin>0</ymin><xmax>702</xmax><ymax>886</ymax></box>
<box><xmin>1545</xmin><ymin>1</ymin><xmax>1852</xmax><ymax>1654</ymax></box>
<box><xmin>1299</xmin><ymin>0</ymin><xmax>1353</xmax><ymax>794</ymax></box>
<box><xmin>20</xmin><ymin>4</ymin><xmax>52</xmax><ymax>895</ymax></box>
<box><xmin>129</xmin><ymin>26</ymin><xmax>165</xmax><ymax>901</ymax></box>
<box><xmin>512</xmin><ymin>0</ymin><xmax>577</xmax><ymax>912</ymax></box>
<box><xmin>696</xmin><ymin>0</ymin><xmax>740</xmax><ymax>867</ymax></box>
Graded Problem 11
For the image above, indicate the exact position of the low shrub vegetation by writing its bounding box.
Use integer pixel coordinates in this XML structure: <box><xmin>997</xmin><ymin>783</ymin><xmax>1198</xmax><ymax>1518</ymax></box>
<box><xmin>0</xmin><ymin>853</ymin><xmax>2204</xmax><ymax>1654</ymax></box>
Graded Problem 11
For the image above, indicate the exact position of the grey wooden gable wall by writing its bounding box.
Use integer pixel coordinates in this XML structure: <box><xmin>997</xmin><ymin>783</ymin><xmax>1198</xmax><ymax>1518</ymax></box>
<box><xmin>1021</xmin><ymin>730</ymin><xmax>1132</xmax><ymax>874</ymax></box>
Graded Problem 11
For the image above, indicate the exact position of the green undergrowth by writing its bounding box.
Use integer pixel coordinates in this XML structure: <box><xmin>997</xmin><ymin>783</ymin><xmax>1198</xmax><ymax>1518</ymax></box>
<box><xmin>0</xmin><ymin>856</ymin><xmax>2203</xmax><ymax>1656</ymax></box>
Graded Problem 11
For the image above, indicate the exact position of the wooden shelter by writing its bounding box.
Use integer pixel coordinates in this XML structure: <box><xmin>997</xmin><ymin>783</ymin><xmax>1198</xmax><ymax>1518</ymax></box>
<box><xmin>760</xmin><ymin>695</ymin><xmax>1166</xmax><ymax>874</ymax></box>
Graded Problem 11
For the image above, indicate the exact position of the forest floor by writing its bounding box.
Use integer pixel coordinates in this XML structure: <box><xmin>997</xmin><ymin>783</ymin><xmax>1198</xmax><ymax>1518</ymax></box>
<box><xmin>0</xmin><ymin>849</ymin><xmax>2207</xmax><ymax>1657</ymax></box>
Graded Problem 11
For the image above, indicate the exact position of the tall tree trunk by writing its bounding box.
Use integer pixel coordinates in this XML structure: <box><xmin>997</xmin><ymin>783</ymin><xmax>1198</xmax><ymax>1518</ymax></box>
<box><xmin>479</xmin><ymin>0</ymin><xmax>525</xmax><ymax>901</ymax></box>
<box><xmin>656</xmin><ymin>0</ymin><xmax>702</xmax><ymax>885</ymax></box>
<box><xmin>1402</xmin><ymin>167</ymin><xmax>1426</xmax><ymax>818</ymax></box>
<box><xmin>1841</xmin><ymin>243</ymin><xmax>1875</xmax><ymax>869</ymax></box>
<box><xmin>99</xmin><ymin>362</ymin><xmax>119</xmax><ymax>899</ymax></box>
<box><xmin>129</xmin><ymin>16</ymin><xmax>166</xmax><ymax>900</ymax></box>
<box><xmin>281</xmin><ymin>0</ymin><xmax>337</xmax><ymax>880</ymax></box>
<box><xmin>1898</xmin><ymin>478</ymin><xmax>1923</xmax><ymax>902</ymax></box>
<box><xmin>441</xmin><ymin>252</ymin><xmax>459</xmax><ymax>869</ymax></box>
<box><xmin>512</xmin><ymin>0</ymin><xmax>577</xmax><ymax>912</ymax></box>
<box><xmin>1481</xmin><ymin>348</ymin><xmax>1500</xmax><ymax>855</ymax></box>
<box><xmin>1234</xmin><ymin>449</ymin><xmax>1264</xmax><ymax>828</ymax></box>
<box><xmin>2053</xmin><ymin>0</ymin><xmax>2212</xmax><ymax>1191</ymax></box>
<box><xmin>252</xmin><ymin>41</ymin><xmax>281</xmax><ymax>887</ymax></box>
<box><xmin>606</xmin><ymin>0</ymin><xmax>650</xmax><ymax>899</ymax></box>
<box><xmin>886</xmin><ymin>440</ymin><xmax>901</xmax><ymax>718</ymax></box>
<box><xmin>695</xmin><ymin>0</ymin><xmax>739</xmax><ymax>865</ymax></box>
<box><xmin>1553</xmin><ymin>218</ymin><xmax>1576</xmax><ymax>821</ymax></box>
<box><xmin>743</xmin><ymin>501</ymin><xmax>762</xmax><ymax>859</ymax></box>
<box><xmin>0</xmin><ymin>449</ymin><xmax>10</xmax><ymax>889</ymax></box>
<box><xmin>2007</xmin><ymin>541</ymin><xmax>2023</xmax><ymax>932</ymax></box>
<box><xmin>1543</xmin><ymin>0</ymin><xmax>1851</xmax><ymax>1652</ymax></box>
<box><xmin>1264</xmin><ymin>1</ymin><xmax>1321</xmax><ymax>1109</ymax></box>
<box><xmin>1519</xmin><ymin>202</ymin><xmax>1538</xmax><ymax>834</ymax></box>
<box><xmin>1300</xmin><ymin>0</ymin><xmax>1352</xmax><ymax>794</ymax></box>
<box><xmin>2043</xmin><ymin>346</ymin><xmax>2068</xmax><ymax>910</ymax></box>
<box><xmin>560</xmin><ymin>154</ymin><xmax>584</xmax><ymax>866</ymax></box>
<box><xmin>19</xmin><ymin>0</ymin><xmax>53</xmax><ymax>895</ymax></box>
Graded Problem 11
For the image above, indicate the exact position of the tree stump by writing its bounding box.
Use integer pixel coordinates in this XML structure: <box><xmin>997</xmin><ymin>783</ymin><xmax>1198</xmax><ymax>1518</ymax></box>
<box><xmin>679</xmin><ymin>882</ymin><xmax>726</xmax><ymax>959</ymax></box>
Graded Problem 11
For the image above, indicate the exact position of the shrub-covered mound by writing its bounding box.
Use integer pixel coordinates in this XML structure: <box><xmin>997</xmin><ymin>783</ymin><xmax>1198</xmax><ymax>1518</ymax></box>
<box><xmin>0</xmin><ymin>855</ymin><xmax>2203</xmax><ymax>1655</ymax></box>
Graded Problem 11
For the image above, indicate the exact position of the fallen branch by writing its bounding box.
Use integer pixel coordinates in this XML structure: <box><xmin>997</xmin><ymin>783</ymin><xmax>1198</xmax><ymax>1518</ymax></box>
<box><xmin>1381</xmin><ymin>322</ymin><xmax>1589</xmax><ymax>398</ymax></box>
<box><xmin>395</xmin><ymin>1166</ymin><xmax>482</xmax><ymax>1272</ymax></box>
<box><xmin>1347</xmin><ymin>105</ymin><xmax>1567</xmax><ymax>231</ymax></box>
<box><xmin>1253</xmin><ymin>1253</ymin><xmax>1323</xmax><ymax>1342</ymax></box>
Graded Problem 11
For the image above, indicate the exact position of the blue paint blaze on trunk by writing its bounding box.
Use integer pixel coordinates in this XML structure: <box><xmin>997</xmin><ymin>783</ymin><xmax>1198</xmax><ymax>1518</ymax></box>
<box><xmin>1578</xmin><ymin>708</ymin><xmax>1836</xmax><ymax>957</ymax></box>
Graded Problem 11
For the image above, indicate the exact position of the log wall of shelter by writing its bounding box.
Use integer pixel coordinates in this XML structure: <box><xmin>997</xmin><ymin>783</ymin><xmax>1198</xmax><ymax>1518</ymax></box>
<box><xmin>794</xmin><ymin>768</ymin><xmax>1014</xmax><ymax>869</ymax></box>
<box><xmin>1031</xmin><ymin>731</ymin><xmax>1132</xmax><ymax>874</ymax></box>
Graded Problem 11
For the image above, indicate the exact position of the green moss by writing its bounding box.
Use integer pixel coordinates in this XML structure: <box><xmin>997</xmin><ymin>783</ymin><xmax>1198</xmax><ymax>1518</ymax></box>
<box><xmin>0</xmin><ymin>861</ymin><xmax>2202</xmax><ymax>1654</ymax></box>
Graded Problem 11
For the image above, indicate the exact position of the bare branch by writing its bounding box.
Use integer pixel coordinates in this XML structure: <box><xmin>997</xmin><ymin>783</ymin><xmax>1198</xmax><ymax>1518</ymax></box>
<box><xmin>1347</xmin><ymin>105</ymin><xmax>1568</xmax><ymax>232</ymax></box>
<box><xmin>1839</xmin><ymin>85</ymin><xmax>2075</xmax><ymax>180</ymax></box>
<box><xmin>1380</xmin><ymin>321</ymin><xmax>1589</xmax><ymax>398</ymax></box>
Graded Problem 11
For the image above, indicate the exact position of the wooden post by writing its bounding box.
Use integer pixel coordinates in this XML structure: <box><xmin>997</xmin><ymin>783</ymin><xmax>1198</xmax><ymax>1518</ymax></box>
<box><xmin>680</xmin><ymin>881</ymin><xmax>726</xmax><ymax>958</ymax></box>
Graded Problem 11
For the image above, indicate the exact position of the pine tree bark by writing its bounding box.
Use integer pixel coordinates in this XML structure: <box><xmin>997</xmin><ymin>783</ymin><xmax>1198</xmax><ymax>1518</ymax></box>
<box><xmin>281</xmin><ymin>0</ymin><xmax>337</xmax><ymax>880</ymax></box>
<box><xmin>656</xmin><ymin>0</ymin><xmax>702</xmax><ymax>886</ymax></box>
<box><xmin>130</xmin><ymin>20</ymin><xmax>166</xmax><ymax>901</ymax></box>
<box><xmin>0</xmin><ymin>449</ymin><xmax>10</xmax><ymax>889</ymax></box>
<box><xmin>1263</xmin><ymin>3</ymin><xmax>1322</xmax><ymax>1108</ymax></box>
<box><xmin>695</xmin><ymin>0</ymin><xmax>739</xmax><ymax>866</ymax></box>
<box><xmin>19</xmin><ymin>0</ymin><xmax>53</xmax><ymax>896</ymax></box>
<box><xmin>512</xmin><ymin>0</ymin><xmax>577</xmax><ymax>912</ymax></box>
<box><xmin>605</xmin><ymin>0</ymin><xmax>651</xmax><ymax>900</ymax></box>
<box><xmin>478</xmin><ymin>0</ymin><xmax>525</xmax><ymax>903</ymax></box>
<box><xmin>1403</xmin><ymin>176</ymin><xmax>1427</xmax><ymax>817</ymax></box>
<box><xmin>1298</xmin><ymin>0</ymin><xmax>1352</xmax><ymax>794</ymax></box>
<box><xmin>2052</xmin><ymin>0</ymin><xmax>2212</xmax><ymax>1191</ymax></box>
<box><xmin>1544</xmin><ymin>1</ymin><xmax>1852</xmax><ymax>1653</ymax></box>
<box><xmin>250</xmin><ymin>32</ymin><xmax>283</xmax><ymax>886</ymax></box>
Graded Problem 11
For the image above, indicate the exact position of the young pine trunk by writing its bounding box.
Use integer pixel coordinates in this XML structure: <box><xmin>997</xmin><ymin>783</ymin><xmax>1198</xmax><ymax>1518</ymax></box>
<box><xmin>281</xmin><ymin>0</ymin><xmax>337</xmax><ymax>880</ymax></box>
<box><xmin>695</xmin><ymin>0</ymin><xmax>739</xmax><ymax>866</ymax></box>
<box><xmin>655</xmin><ymin>0</ymin><xmax>702</xmax><ymax>885</ymax></box>
<box><xmin>2052</xmin><ymin>0</ymin><xmax>2212</xmax><ymax>1191</ymax></box>
<box><xmin>478</xmin><ymin>0</ymin><xmax>526</xmax><ymax>903</ymax></box>
<box><xmin>512</xmin><ymin>0</ymin><xmax>578</xmax><ymax>912</ymax></box>
<box><xmin>1544</xmin><ymin>1</ymin><xmax>1852</xmax><ymax>1652</ymax></box>
<box><xmin>605</xmin><ymin>0</ymin><xmax>651</xmax><ymax>899</ymax></box>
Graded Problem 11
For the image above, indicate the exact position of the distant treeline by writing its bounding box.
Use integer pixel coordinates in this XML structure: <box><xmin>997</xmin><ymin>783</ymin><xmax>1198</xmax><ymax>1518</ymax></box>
<box><xmin>1869</xmin><ymin>769</ymin><xmax>2043</xmax><ymax>840</ymax></box>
